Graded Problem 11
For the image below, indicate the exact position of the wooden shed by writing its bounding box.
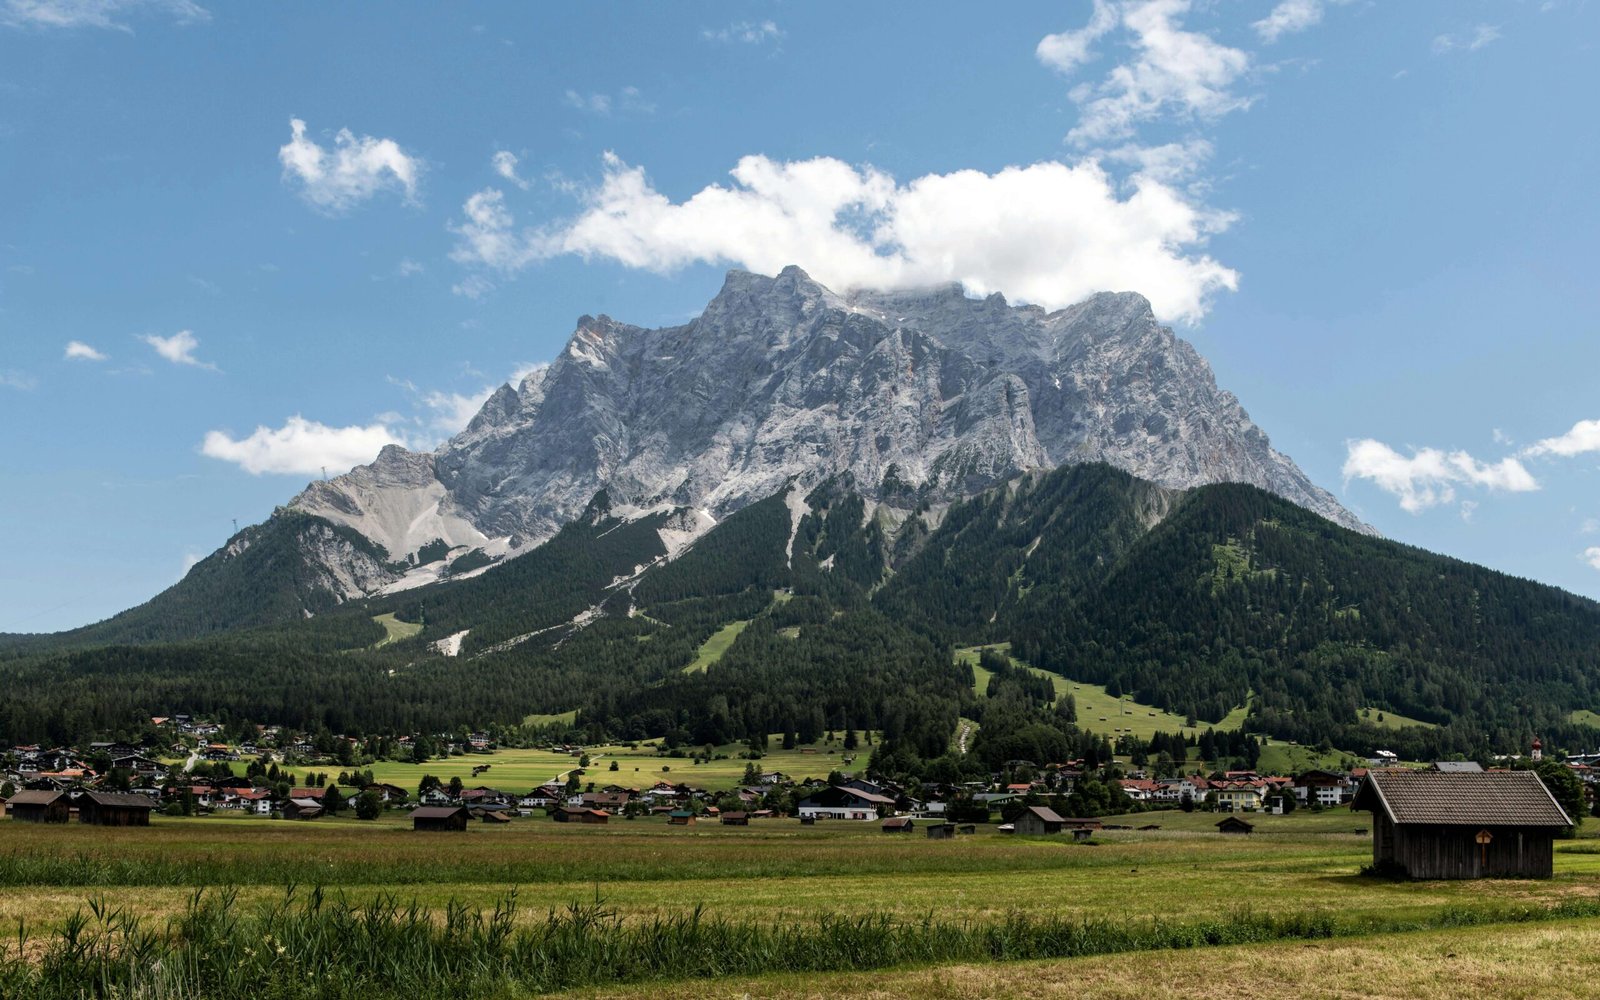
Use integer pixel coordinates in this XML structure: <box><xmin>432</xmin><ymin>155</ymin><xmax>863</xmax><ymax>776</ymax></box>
<box><xmin>720</xmin><ymin>811</ymin><xmax>749</xmax><ymax>825</ymax></box>
<box><xmin>1216</xmin><ymin>816</ymin><xmax>1254</xmax><ymax>835</ymax></box>
<box><xmin>881</xmin><ymin>816</ymin><xmax>914</xmax><ymax>833</ymax></box>
<box><xmin>926</xmin><ymin>822</ymin><xmax>957</xmax><ymax>840</ymax></box>
<box><xmin>667</xmin><ymin>810</ymin><xmax>696</xmax><ymax>826</ymax></box>
<box><xmin>1352</xmin><ymin>769</ymin><xmax>1571</xmax><ymax>879</ymax></box>
<box><xmin>78</xmin><ymin>791</ymin><xmax>157</xmax><ymax>827</ymax></box>
<box><xmin>5</xmin><ymin>790</ymin><xmax>69</xmax><ymax>823</ymax></box>
<box><xmin>410</xmin><ymin>806</ymin><xmax>470</xmax><ymax>832</ymax></box>
<box><xmin>1014</xmin><ymin>805</ymin><xmax>1066</xmax><ymax>836</ymax></box>
<box><xmin>282</xmin><ymin>798</ymin><xmax>324</xmax><ymax>820</ymax></box>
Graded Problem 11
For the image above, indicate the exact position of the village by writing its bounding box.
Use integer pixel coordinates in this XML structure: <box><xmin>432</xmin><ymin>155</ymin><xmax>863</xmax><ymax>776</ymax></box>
<box><xmin>3</xmin><ymin>715</ymin><xmax>1593</xmax><ymax>877</ymax></box>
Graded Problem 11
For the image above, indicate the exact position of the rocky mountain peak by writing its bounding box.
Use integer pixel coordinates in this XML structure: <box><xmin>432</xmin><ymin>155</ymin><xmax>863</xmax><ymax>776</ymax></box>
<box><xmin>287</xmin><ymin>267</ymin><xmax>1366</xmax><ymax>596</ymax></box>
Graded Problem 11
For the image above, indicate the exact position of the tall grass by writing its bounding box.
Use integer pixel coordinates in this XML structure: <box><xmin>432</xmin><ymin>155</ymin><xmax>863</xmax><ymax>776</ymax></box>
<box><xmin>4</xmin><ymin>886</ymin><xmax>1600</xmax><ymax>999</ymax></box>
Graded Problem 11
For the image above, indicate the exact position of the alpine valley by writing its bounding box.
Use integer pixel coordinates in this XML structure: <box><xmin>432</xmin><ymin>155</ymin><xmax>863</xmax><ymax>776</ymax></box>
<box><xmin>5</xmin><ymin>269</ymin><xmax>1600</xmax><ymax>767</ymax></box>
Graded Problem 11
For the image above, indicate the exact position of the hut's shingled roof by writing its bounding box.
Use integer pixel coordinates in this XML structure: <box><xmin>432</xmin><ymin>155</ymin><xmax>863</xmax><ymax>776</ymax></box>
<box><xmin>1355</xmin><ymin>769</ymin><xmax>1571</xmax><ymax>827</ymax></box>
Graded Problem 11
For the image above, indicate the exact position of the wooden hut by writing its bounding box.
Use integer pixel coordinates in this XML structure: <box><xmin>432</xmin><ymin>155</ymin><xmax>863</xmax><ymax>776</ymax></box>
<box><xmin>78</xmin><ymin>792</ymin><xmax>157</xmax><ymax>826</ymax></box>
<box><xmin>926</xmin><ymin>822</ymin><xmax>957</xmax><ymax>840</ymax></box>
<box><xmin>1216</xmin><ymin>816</ymin><xmax>1254</xmax><ymax>835</ymax></box>
<box><xmin>282</xmin><ymin>798</ymin><xmax>324</xmax><ymax>820</ymax></box>
<box><xmin>1014</xmin><ymin>806</ymin><xmax>1066</xmax><ymax>836</ymax></box>
<box><xmin>552</xmin><ymin>806</ymin><xmax>608</xmax><ymax>824</ymax></box>
<box><xmin>881</xmin><ymin>816</ymin><xmax>915</xmax><ymax>833</ymax></box>
<box><xmin>1351</xmin><ymin>769</ymin><xmax>1571</xmax><ymax>879</ymax></box>
<box><xmin>410</xmin><ymin>806</ymin><xmax>470</xmax><ymax>831</ymax></box>
<box><xmin>666</xmin><ymin>809</ymin><xmax>696</xmax><ymax>826</ymax></box>
<box><xmin>720</xmin><ymin>811</ymin><xmax>749</xmax><ymax>825</ymax></box>
<box><xmin>5</xmin><ymin>790</ymin><xmax>68</xmax><ymax>823</ymax></box>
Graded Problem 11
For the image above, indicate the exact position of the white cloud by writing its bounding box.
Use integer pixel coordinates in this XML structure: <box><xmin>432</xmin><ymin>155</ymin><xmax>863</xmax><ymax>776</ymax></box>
<box><xmin>1492</xmin><ymin>427</ymin><xmax>1513</xmax><ymax>446</ymax></box>
<box><xmin>1524</xmin><ymin>419</ymin><xmax>1600</xmax><ymax>458</ymax></box>
<box><xmin>1342</xmin><ymin>438</ymin><xmax>1539</xmax><ymax>513</ymax></box>
<box><xmin>1040</xmin><ymin>0</ymin><xmax>1253</xmax><ymax>147</ymax></box>
<box><xmin>450</xmin><ymin>152</ymin><xmax>1239</xmax><ymax>323</ymax></box>
<box><xmin>492</xmin><ymin>150</ymin><xmax>530</xmax><ymax>190</ymax></box>
<box><xmin>142</xmin><ymin>329</ymin><xmax>216</xmax><ymax>369</ymax></box>
<box><xmin>702</xmin><ymin>19</ymin><xmax>781</xmax><ymax>44</ymax></box>
<box><xmin>510</xmin><ymin>361</ymin><xmax>549</xmax><ymax>387</ymax></box>
<box><xmin>1253</xmin><ymin>0</ymin><xmax>1323</xmax><ymax>43</ymax></box>
<box><xmin>200</xmin><ymin>416</ymin><xmax>405</xmax><ymax>476</ymax></box>
<box><xmin>1585</xmin><ymin>547</ymin><xmax>1600</xmax><ymax>572</ymax></box>
<box><xmin>1581</xmin><ymin>517</ymin><xmax>1600</xmax><ymax>535</ymax></box>
<box><xmin>1</xmin><ymin>369</ymin><xmax>36</xmax><ymax>390</ymax></box>
<box><xmin>0</xmin><ymin>0</ymin><xmax>208</xmax><ymax>31</ymax></box>
<box><xmin>278</xmin><ymin>117</ymin><xmax>421</xmax><ymax>214</ymax></box>
<box><xmin>396</xmin><ymin>257</ymin><xmax>424</xmax><ymax>277</ymax></box>
<box><xmin>64</xmin><ymin>340</ymin><xmax>107</xmax><ymax>361</ymax></box>
<box><xmin>1036</xmin><ymin>0</ymin><xmax>1118</xmax><ymax>74</ymax></box>
<box><xmin>1459</xmin><ymin>500</ymin><xmax>1478</xmax><ymax>523</ymax></box>
<box><xmin>564</xmin><ymin>90</ymin><xmax>612</xmax><ymax>115</ymax></box>
<box><xmin>1433</xmin><ymin>24</ymin><xmax>1500</xmax><ymax>54</ymax></box>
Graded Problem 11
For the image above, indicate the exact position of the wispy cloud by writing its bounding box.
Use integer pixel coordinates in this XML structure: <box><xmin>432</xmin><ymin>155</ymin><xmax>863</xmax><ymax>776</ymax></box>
<box><xmin>563</xmin><ymin>86</ymin><xmax>653</xmax><ymax>116</ymax></box>
<box><xmin>0</xmin><ymin>0</ymin><xmax>209</xmax><ymax>32</ymax></box>
<box><xmin>1342</xmin><ymin>438</ymin><xmax>1538</xmax><ymax>513</ymax></box>
<box><xmin>1253</xmin><ymin>0</ymin><xmax>1323</xmax><ymax>44</ymax></box>
<box><xmin>701</xmin><ymin>19</ymin><xmax>781</xmax><ymax>45</ymax></box>
<box><xmin>1523</xmin><ymin>419</ymin><xmax>1600</xmax><ymax>458</ymax></box>
<box><xmin>1433</xmin><ymin>24</ymin><xmax>1500</xmax><ymax>54</ymax></box>
<box><xmin>1584</xmin><ymin>547</ymin><xmax>1600</xmax><ymax>572</ymax></box>
<box><xmin>491</xmin><ymin>150</ymin><xmax>530</xmax><ymax>190</ymax></box>
<box><xmin>64</xmin><ymin>340</ymin><xmax>108</xmax><ymax>361</ymax></box>
<box><xmin>278</xmin><ymin>117</ymin><xmax>422</xmax><ymax>214</ymax></box>
<box><xmin>0</xmin><ymin>369</ymin><xmax>37</xmax><ymax>390</ymax></box>
<box><xmin>142</xmin><ymin>329</ymin><xmax>217</xmax><ymax>370</ymax></box>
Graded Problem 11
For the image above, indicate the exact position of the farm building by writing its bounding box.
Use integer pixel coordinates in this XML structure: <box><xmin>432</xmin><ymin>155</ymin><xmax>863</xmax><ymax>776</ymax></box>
<box><xmin>1216</xmin><ymin>816</ymin><xmax>1255</xmax><ymax>835</ymax></box>
<box><xmin>1352</xmin><ymin>769</ymin><xmax>1571</xmax><ymax>879</ymax></box>
<box><xmin>410</xmin><ymin>806</ymin><xmax>470</xmax><ymax>832</ymax></box>
<box><xmin>881</xmin><ymin>816</ymin><xmax>914</xmax><ymax>833</ymax></box>
<box><xmin>1014</xmin><ymin>806</ymin><xmax>1067</xmax><ymax>836</ymax></box>
<box><xmin>926</xmin><ymin>823</ymin><xmax>956</xmax><ymax>840</ymax></box>
<box><xmin>5</xmin><ymin>790</ymin><xmax>68</xmax><ymax>823</ymax></box>
<box><xmin>78</xmin><ymin>792</ymin><xmax>157</xmax><ymax>826</ymax></box>
<box><xmin>282</xmin><ymin>798</ymin><xmax>324</xmax><ymax>820</ymax></box>
<box><xmin>720</xmin><ymin>811</ymin><xmax>748</xmax><ymax>825</ymax></box>
<box><xmin>795</xmin><ymin>786</ymin><xmax>894</xmax><ymax>821</ymax></box>
<box><xmin>667</xmin><ymin>810</ymin><xmax>696</xmax><ymax>826</ymax></box>
<box><xmin>552</xmin><ymin>806</ymin><xmax>608</xmax><ymax>824</ymax></box>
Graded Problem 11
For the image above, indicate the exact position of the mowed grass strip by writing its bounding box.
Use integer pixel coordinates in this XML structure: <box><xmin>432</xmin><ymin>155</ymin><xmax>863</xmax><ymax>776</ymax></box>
<box><xmin>567</xmin><ymin>918</ymin><xmax>1600</xmax><ymax>1000</ymax></box>
<box><xmin>371</xmin><ymin>612</ymin><xmax>422</xmax><ymax>648</ymax></box>
<box><xmin>682</xmin><ymin>619</ymin><xmax>750</xmax><ymax>673</ymax></box>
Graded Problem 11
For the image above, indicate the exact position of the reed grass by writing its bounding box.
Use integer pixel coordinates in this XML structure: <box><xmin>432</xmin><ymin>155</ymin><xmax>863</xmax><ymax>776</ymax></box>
<box><xmin>4</xmin><ymin>886</ymin><xmax>1600</xmax><ymax>1000</ymax></box>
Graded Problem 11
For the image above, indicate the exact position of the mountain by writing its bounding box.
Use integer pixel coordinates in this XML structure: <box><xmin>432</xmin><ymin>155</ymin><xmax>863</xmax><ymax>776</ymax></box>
<box><xmin>285</xmin><ymin>266</ymin><xmax>1364</xmax><ymax>602</ymax></box>
<box><xmin>8</xmin><ymin>464</ymin><xmax>1600</xmax><ymax>766</ymax></box>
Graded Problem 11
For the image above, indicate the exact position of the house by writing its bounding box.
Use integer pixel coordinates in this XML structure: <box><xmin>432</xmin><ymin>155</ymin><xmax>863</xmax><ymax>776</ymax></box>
<box><xmin>881</xmin><ymin>816</ymin><xmax>915</xmax><ymax>833</ymax></box>
<box><xmin>1294</xmin><ymin>770</ymin><xmax>1351</xmax><ymax>807</ymax></box>
<box><xmin>795</xmin><ymin>786</ymin><xmax>895</xmax><ymax>821</ymax></box>
<box><xmin>667</xmin><ymin>810</ymin><xmax>696</xmax><ymax>826</ymax></box>
<box><xmin>78</xmin><ymin>792</ymin><xmax>157</xmax><ymax>826</ymax></box>
<box><xmin>1014</xmin><ymin>806</ymin><xmax>1067</xmax><ymax>836</ymax></box>
<box><xmin>1352</xmin><ymin>769</ymin><xmax>1572</xmax><ymax>879</ymax></box>
<box><xmin>410</xmin><ymin>806</ymin><xmax>471</xmax><ymax>831</ymax></box>
<box><xmin>1216</xmin><ymin>816</ymin><xmax>1255</xmax><ymax>835</ymax></box>
<box><xmin>5</xmin><ymin>790</ymin><xmax>69</xmax><ymax>823</ymax></box>
<box><xmin>480</xmin><ymin>810</ymin><xmax>511</xmax><ymax>824</ymax></box>
<box><xmin>1214</xmin><ymin>781</ymin><xmax>1267</xmax><ymax>812</ymax></box>
<box><xmin>363</xmin><ymin>783</ymin><xmax>410</xmax><ymax>804</ymax></box>
<box><xmin>233</xmin><ymin>789</ymin><xmax>273</xmax><ymax>815</ymax></box>
<box><xmin>282</xmin><ymin>798</ymin><xmax>324</xmax><ymax>820</ymax></box>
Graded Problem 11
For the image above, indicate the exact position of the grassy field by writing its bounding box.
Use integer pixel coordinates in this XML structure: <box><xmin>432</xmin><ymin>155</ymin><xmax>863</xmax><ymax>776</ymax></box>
<box><xmin>361</xmin><ymin>737</ymin><xmax>865</xmax><ymax>794</ymax></box>
<box><xmin>1359</xmin><ymin>706</ymin><xmax>1440</xmax><ymax>730</ymax></box>
<box><xmin>957</xmin><ymin>643</ymin><xmax>1246</xmax><ymax>742</ymax></box>
<box><xmin>682</xmin><ymin>619</ymin><xmax>750</xmax><ymax>673</ymax></box>
<box><xmin>1571</xmin><ymin>709</ymin><xmax>1600</xmax><ymax>728</ymax></box>
<box><xmin>5</xmin><ymin>809</ymin><xmax>1600</xmax><ymax>997</ymax></box>
<box><xmin>371</xmin><ymin>612</ymin><xmax>422</xmax><ymax>648</ymax></box>
<box><xmin>571</xmin><ymin>919</ymin><xmax>1600</xmax><ymax>999</ymax></box>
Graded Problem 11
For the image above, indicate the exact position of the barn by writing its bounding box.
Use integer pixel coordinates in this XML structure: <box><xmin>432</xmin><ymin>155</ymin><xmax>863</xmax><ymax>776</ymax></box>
<box><xmin>5</xmin><ymin>790</ymin><xmax>69</xmax><ymax>823</ymax></box>
<box><xmin>78</xmin><ymin>791</ymin><xmax>157</xmax><ymax>826</ymax></box>
<box><xmin>1014</xmin><ymin>805</ymin><xmax>1066</xmax><ymax>836</ymax></box>
<box><xmin>410</xmin><ymin>806</ymin><xmax>470</xmax><ymax>831</ymax></box>
<box><xmin>1352</xmin><ymin>769</ymin><xmax>1572</xmax><ymax>879</ymax></box>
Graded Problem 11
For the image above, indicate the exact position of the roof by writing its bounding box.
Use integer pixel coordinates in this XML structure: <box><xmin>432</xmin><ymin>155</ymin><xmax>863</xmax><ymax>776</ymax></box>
<box><xmin>81</xmin><ymin>792</ymin><xmax>157</xmax><ymax>809</ymax></box>
<box><xmin>410</xmin><ymin>806</ymin><xmax>468</xmax><ymax>819</ymax></box>
<box><xmin>1353</xmin><ymin>769</ymin><xmax>1572</xmax><ymax>828</ymax></box>
<box><xmin>1026</xmin><ymin>805</ymin><xmax>1066</xmax><ymax>823</ymax></box>
<box><xmin>287</xmin><ymin>798</ymin><xmax>324</xmax><ymax>809</ymax></box>
<box><xmin>5</xmin><ymin>790</ymin><xmax>64</xmax><ymax>806</ymax></box>
<box><xmin>881</xmin><ymin>816</ymin><xmax>913</xmax><ymax>827</ymax></box>
<box><xmin>1430</xmin><ymin>761</ymin><xmax>1485</xmax><ymax>773</ymax></box>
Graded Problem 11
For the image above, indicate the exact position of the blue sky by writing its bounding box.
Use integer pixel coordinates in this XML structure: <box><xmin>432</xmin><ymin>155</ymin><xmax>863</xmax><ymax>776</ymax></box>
<box><xmin>2</xmin><ymin>0</ymin><xmax>1597</xmax><ymax>632</ymax></box>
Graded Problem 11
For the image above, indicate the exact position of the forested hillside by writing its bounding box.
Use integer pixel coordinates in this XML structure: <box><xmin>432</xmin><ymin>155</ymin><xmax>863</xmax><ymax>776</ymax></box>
<box><xmin>5</xmin><ymin>465</ymin><xmax>1600</xmax><ymax>773</ymax></box>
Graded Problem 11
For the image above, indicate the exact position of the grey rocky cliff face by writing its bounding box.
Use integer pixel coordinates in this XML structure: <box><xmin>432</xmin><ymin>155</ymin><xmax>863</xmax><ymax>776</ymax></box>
<box><xmin>289</xmin><ymin>266</ymin><xmax>1366</xmax><ymax>579</ymax></box>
